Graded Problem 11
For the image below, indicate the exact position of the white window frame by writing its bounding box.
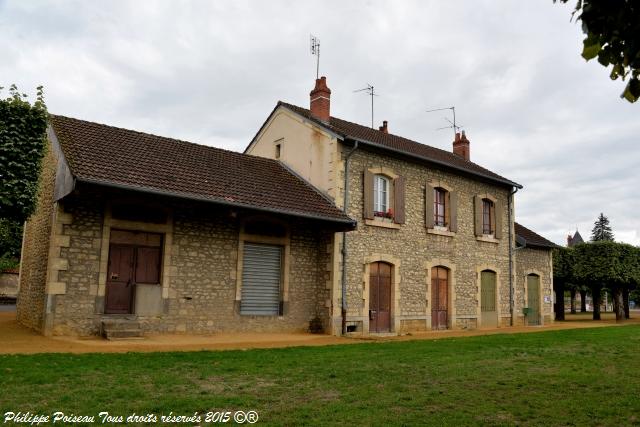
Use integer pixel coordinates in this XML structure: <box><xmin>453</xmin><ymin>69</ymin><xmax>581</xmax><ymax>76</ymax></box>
<box><xmin>373</xmin><ymin>175</ymin><xmax>390</xmax><ymax>214</ymax></box>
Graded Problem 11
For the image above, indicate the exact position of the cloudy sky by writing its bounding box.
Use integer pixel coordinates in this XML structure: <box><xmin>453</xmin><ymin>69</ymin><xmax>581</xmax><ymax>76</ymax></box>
<box><xmin>1</xmin><ymin>1</ymin><xmax>638</xmax><ymax>245</ymax></box>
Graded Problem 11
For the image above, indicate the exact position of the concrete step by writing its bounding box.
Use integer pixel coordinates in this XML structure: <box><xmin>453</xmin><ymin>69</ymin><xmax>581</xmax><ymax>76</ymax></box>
<box><xmin>102</xmin><ymin>320</ymin><xmax>141</xmax><ymax>331</ymax></box>
<box><xmin>101</xmin><ymin>318</ymin><xmax>144</xmax><ymax>340</ymax></box>
<box><xmin>104</xmin><ymin>328</ymin><xmax>145</xmax><ymax>340</ymax></box>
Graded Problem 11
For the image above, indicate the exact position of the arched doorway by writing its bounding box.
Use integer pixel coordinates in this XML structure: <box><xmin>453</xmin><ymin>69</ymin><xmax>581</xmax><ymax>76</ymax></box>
<box><xmin>480</xmin><ymin>270</ymin><xmax>498</xmax><ymax>328</ymax></box>
<box><xmin>431</xmin><ymin>266</ymin><xmax>449</xmax><ymax>330</ymax></box>
<box><xmin>369</xmin><ymin>262</ymin><xmax>392</xmax><ymax>333</ymax></box>
<box><xmin>527</xmin><ymin>274</ymin><xmax>541</xmax><ymax>326</ymax></box>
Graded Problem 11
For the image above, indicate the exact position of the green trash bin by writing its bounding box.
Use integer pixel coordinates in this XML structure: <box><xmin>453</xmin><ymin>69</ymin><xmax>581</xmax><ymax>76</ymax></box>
<box><xmin>522</xmin><ymin>307</ymin><xmax>531</xmax><ymax>317</ymax></box>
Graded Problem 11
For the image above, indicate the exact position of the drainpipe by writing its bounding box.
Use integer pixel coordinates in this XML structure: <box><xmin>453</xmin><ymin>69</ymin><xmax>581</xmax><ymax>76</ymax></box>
<box><xmin>508</xmin><ymin>186</ymin><xmax>519</xmax><ymax>326</ymax></box>
<box><xmin>341</xmin><ymin>140</ymin><xmax>359</xmax><ymax>335</ymax></box>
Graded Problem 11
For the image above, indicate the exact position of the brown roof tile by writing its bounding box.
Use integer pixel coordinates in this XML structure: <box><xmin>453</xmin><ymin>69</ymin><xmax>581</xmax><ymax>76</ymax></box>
<box><xmin>49</xmin><ymin>115</ymin><xmax>354</xmax><ymax>226</ymax></box>
<box><xmin>274</xmin><ymin>102</ymin><xmax>521</xmax><ymax>188</ymax></box>
<box><xmin>515</xmin><ymin>222</ymin><xmax>558</xmax><ymax>249</ymax></box>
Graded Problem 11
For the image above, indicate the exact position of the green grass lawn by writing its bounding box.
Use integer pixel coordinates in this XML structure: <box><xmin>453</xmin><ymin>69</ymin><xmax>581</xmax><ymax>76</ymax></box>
<box><xmin>2</xmin><ymin>326</ymin><xmax>640</xmax><ymax>426</ymax></box>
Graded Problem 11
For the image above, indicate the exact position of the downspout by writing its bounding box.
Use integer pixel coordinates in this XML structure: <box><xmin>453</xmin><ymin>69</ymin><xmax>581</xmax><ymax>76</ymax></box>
<box><xmin>508</xmin><ymin>186</ymin><xmax>519</xmax><ymax>326</ymax></box>
<box><xmin>341</xmin><ymin>140</ymin><xmax>359</xmax><ymax>335</ymax></box>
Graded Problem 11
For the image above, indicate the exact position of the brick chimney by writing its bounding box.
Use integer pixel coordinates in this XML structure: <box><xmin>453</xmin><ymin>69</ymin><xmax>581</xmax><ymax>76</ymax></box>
<box><xmin>379</xmin><ymin>120</ymin><xmax>388</xmax><ymax>133</ymax></box>
<box><xmin>310</xmin><ymin>76</ymin><xmax>331</xmax><ymax>122</ymax></box>
<box><xmin>452</xmin><ymin>130</ymin><xmax>470</xmax><ymax>161</ymax></box>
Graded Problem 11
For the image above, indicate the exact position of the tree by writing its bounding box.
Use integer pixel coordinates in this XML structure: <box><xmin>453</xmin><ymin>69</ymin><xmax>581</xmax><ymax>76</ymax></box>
<box><xmin>573</xmin><ymin>241</ymin><xmax>640</xmax><ymax>321</ymax></box>
<box><xmin>591</xmin><ymin>212</ymin><xmax>614</xmax><ymax>241</ymax></box>
<box><xmin>0</xmin><ymin>218</ymin><xmax>22</xmax><ymax>258</ymax></box>
<box><xmin>556</xmin><ymin>0</ymin><xmax>640</xmax><ymax>103</ymax></box>
<box><xmin>553</xmin><ymin>246</ymin><xmax>575</xmax><ymax>320</ymax></box>
<box><xmin>0</xmin><ymin>85</ymin><xmax>48</xmax><ymax>223</ymax></box>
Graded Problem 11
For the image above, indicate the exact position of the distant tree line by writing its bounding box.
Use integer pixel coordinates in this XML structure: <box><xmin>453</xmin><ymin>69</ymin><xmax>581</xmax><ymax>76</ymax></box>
<box><xmin>553</xmin><ymin>213</ymin><xmax>640</xmax><ymax>321</ymax></box>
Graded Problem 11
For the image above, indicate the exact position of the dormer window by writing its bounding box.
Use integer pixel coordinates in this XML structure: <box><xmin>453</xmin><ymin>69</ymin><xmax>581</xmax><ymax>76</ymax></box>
<box><xmin>373</xmin><ymin>175</ymin><xmax>390</xmax><ymax>215</ymax></box>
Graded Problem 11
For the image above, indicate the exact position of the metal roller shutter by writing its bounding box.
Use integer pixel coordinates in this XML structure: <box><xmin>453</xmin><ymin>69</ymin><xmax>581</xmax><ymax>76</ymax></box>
<box><xmin>240</xmin><ymin>243</ymin><xmax>283</xmax><ymax>315</ymax></box>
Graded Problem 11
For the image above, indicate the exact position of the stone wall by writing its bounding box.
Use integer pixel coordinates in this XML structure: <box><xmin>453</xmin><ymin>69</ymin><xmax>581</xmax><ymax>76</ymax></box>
<box><xmin>342</xmin><ymin>147</ymin><xmax>513</xmax><ymax>333</ymax></box>
<box><xmin>515</xmin><ymin>247</ymin><xmax>554</xmax><ymax>325</ymax></box>
<box><xmin>16</xmin><ymin>142</ymin><xmax>57</xmax><ymax>332</ymax></box>
<box><xmin>0</xmin><ymin>272</ymin><xmax>19</xmax><ymax>298</ymax></box>
<box><xmin>32</xmin><ymin>187</ymin><xmax>332</xmax><ymax>336</ymax></box>
<box><xmin>51</xmin><ymin>191</ymin><xmax>104</xmax><ymax>335</ymax></box>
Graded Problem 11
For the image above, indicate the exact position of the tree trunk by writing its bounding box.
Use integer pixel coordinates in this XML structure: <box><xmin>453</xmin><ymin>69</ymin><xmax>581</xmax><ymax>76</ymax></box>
<box><xmin>613</xmin><ymin>286</ymin><xmax>625</xmax><ymax>322</ymax></box>
<box><xmin>623</xmin><ymin>287</ymin><xmax>630</xmax><ymax>319</ymax></box>
<box><xmin>580</xmin><ymin>289</ymin><xmax>587</xmax><ymax>312</ymax></box>
<box><xmin>592</xmin><ymin>286</ymin><xmax>601</xmax><ymax>320</ymax></box>
<box><xmin>554</xmin><ymin>282</ymin><xmax>565</xmax><ymax>321</ymax></box>
<box><xmin>570</xmin><ymin>288</ymin><xmax>577</xmax><ymax>314</ymax></box>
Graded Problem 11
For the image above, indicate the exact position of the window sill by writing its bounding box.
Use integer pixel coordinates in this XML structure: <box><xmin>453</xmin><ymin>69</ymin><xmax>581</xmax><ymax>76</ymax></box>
<box><xmin>427</xmin><ymin>228</ymin><xmax>455</xmax><ymax>237</ymax></box>
<box><xmin>476</xmin><ymin>235</ymin><xmax>499</xmax><ymax>244</ymax></box>
<box><xmin>365</xmin><ymin>219</ymin><xmax>401</xmax><ymax>229</ymax></box>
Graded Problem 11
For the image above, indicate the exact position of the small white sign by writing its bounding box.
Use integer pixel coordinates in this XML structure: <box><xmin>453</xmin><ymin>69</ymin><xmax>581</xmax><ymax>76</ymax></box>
<box><xmin>544</xmin><ymin>296</ymin><xmax>551</xmax><ymax>303</ymax></box>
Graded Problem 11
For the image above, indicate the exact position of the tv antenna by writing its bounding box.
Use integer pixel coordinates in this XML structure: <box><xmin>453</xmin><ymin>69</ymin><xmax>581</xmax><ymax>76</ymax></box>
<box><xmin>354</xmin><ymin>84</ymin><xmax>378</xmax><ymax>129</ymax></box>
<box><xmin>310</xmin><ymin>34</ymin><xmax>320</xmax><ymax>79</ymax></box>
<box><xmin>425</xmin><ymin>106</ymin><xmax>461</xmax><ymax>136</ymax></box>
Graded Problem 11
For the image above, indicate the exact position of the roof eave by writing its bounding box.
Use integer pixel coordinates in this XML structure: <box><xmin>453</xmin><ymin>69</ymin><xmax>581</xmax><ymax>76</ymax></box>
<box><xmin>73</xmin><ymin>177</ymin><xmax>357</xmax><ymax>230</ymax></box>
<box><xmin>275</xmin><ymin>104</ymin><xmax>521</xmax><ymax>189</ymax></box>
<box><xmin>345</xmin><ymin>137</ymin><xmax>523</xmax><ymax>189</ymax></box>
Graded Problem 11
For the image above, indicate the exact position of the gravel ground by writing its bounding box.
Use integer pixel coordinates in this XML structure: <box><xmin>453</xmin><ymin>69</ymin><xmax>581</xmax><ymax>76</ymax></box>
<box><xmin>1</xmin><ymin>310</ymin><xmax>638</xmax><ymax>355</ymax></box>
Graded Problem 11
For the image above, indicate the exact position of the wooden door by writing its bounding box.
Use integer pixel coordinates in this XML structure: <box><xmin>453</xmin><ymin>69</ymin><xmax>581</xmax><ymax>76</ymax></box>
<box><xmin>369</xmin><ymin>262</ymin><xmax>391</xmax><ymax>333</ymax></box>
<box><xmin>481</xmin><ymin>270</ymin><xmax>498</xmax><ymax>328</ymax></box>
<box><xmin>527</xmin><ymin>274</ymin><xmax>541</xmax><ymax>325</ymax></box>
<box><xmin>105</xmin><ymin>245</ymin><xmax>135</xmax><ymax>314</ymax></box>
<box><xmin>431</xmin><ymin>267</ymin><xmax>449</xmax><ymax>330</ymax></box>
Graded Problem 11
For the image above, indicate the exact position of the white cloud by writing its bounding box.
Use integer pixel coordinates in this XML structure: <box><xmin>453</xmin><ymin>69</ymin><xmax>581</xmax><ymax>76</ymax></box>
<box><xmin>1</xmin><ymin>0</ymin><xmax>638</xmax><ymax>245</ymax></box>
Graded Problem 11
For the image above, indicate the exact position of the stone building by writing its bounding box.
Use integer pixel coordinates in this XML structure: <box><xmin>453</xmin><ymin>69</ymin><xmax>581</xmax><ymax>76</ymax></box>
<box><xmin>17</xmin><ymin>116</ymin><xmax>354</xmax><ymax>337</ymax></box>
<box><xmin>246</xmin><ymin>76</ymin><xmax>556</xmax><ymax>335</ymax></box>
<box><xmin>514</xmin><ymin>222</ymin><xmax>557</xmax><ymax>326</ymax></box>
<box><xmin>18</xmin><ymin>76</ymin><xmax>556</xmax><ymax>337</ymax></box>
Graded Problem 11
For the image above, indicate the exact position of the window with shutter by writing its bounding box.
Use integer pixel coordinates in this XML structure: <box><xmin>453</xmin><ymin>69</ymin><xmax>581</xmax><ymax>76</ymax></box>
<box><xmin>476</xmin><ymin>196</ymin><xmax>500</xmax><ymax>238</ymax></box>
<box><xmin>364</xmin><ymin>168</ymin><xmax>404</xmax><ymax>227</ymax></box>
<box><xmin>427</xmin><ymin>183</ymin><xmax>456</xmax><ymax>234</ymax></box>
<box><xmin>373</xmin><ymin>175</ymin><xmax>390</xmax><ymax>215</ymax></box>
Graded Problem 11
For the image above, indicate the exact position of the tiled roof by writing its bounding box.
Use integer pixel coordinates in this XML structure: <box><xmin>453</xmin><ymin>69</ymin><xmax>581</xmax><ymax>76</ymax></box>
<box><xmin>48</xmin><ymin>115</ymin><xmax>354</xmax><ymax>226</ymax></box>
<box><xmin>515</xmin><ymin>222</ymin><xmax>558</xmax><ymax>249</ymax></box>
<box><xmin>274</xmin><ymin>102</ymin><xmax>521</xmax><ymax>188</ymax></box>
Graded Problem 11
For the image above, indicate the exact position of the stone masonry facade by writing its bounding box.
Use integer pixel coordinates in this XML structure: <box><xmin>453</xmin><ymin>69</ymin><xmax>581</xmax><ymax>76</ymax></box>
<box><xmin>19</xmin><ymin>154</ymin><xmax>333</xmax><ymax>336</ymax></box>
<box><xmin>341</xmin><ymin>147</ymin><xmax>514</xmax><ymax>333</ymax></box>
<box><xmin>16</xmin><ymin>142</ymin><xmax>57</xmax><ymax>331</ymax></box>
<box><xmin>515</xmin><ymin>247</ymin><xmax>554</xmax><ymax>325</ymax></box>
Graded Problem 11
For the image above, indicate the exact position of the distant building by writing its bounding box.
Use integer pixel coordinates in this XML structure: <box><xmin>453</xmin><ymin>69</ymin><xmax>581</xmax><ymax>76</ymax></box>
<box><xmin>567</xmin><ymin>230</ymin><xmax>584</xmax><ymax>247</ymax></box>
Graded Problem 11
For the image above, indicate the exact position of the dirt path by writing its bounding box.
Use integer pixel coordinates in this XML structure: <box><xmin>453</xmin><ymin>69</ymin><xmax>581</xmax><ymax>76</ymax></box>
<box><xmin>1</xmin><ymin>311</ymin><xmax>638</xmax><ymax>355</ymax></box>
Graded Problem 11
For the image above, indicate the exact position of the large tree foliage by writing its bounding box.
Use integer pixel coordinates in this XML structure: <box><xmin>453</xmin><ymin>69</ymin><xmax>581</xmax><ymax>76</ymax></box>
<box><xmin>0</xmin><ymin>218</ymin><xmax>22</xmax><ymax>259</ymax></box>
<box><xmin>573</xmin><ymin>241</ymin><xmax>640</xmax><ymax>321</ymax></box>
<box><xmin>0</xmin><ymin>85</ymin><xmax>48</xmax><ymax>223</ymax></box>
<box><xmin>557</xmin><ymin>0</ymin><xmax>640</xmax><ymax>102</ymax></box>
<box><xmin>553</xmin><ymin>247</ymin><xmax>575</xmax><ymax>320</ymax></box>
<box><xmin>591</xmin><ymin>212</ymin><xmax>614</xmax><ymax>241</ymax></box>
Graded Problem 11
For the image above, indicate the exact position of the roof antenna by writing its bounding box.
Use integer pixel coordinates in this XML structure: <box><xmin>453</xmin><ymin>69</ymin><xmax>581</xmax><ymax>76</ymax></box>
<box><xmin>310</xmin><ymin>35</ymin><xmax>320</xmax><ymax>79</ymax></box>
<box><xmin>354</xmin><ymin>84</ymin><xmax>378</xmax><ymax>129</ymax></box>
<box><xmin>426</xmin><ymin>106</ymin><xmax>461</xmax><ymax>137</ymax></box>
